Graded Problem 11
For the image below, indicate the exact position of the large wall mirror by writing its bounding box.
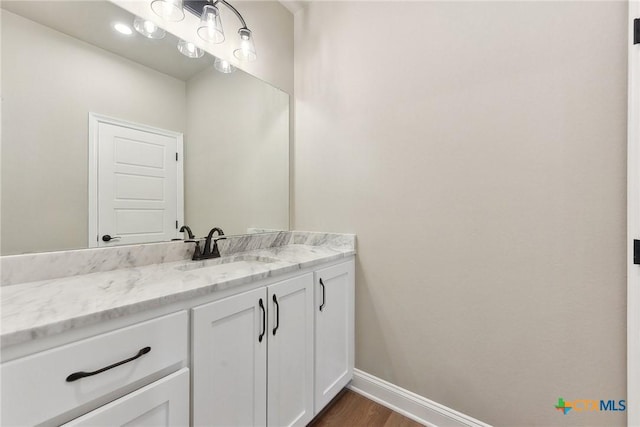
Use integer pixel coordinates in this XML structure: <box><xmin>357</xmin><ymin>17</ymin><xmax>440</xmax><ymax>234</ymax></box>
<box><xmin>1</xmin><ymin>1</ymin><xmax>290</xmax><ymax>256</ymax></box>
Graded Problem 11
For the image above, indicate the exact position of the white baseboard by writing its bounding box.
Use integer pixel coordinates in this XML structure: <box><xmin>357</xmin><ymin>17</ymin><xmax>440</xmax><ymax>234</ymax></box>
<box><xmin>348</xmin><ymin>369</ymin><xmax>492</xmax><ymax>427</ymax></box>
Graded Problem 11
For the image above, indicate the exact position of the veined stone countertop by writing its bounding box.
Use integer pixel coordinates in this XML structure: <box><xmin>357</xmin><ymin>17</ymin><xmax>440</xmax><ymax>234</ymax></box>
<box><xmin>1</xmin><ymin>232</ymin><xmax>355</xmax><ymax>348</ymax></box>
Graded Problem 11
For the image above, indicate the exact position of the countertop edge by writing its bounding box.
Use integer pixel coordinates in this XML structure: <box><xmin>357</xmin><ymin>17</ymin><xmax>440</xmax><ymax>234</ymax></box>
<box><xmin>1</xmin><ymin>249</ymin><xmax>355</xmax><ymax>348</ymax></box>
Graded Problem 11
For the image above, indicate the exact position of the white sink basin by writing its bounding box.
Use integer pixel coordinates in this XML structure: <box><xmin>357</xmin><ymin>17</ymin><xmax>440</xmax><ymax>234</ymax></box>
<box><xmin>175</xmin><ymin>255</ymin><xmax>278</xmax><ymax>272</ymax></box>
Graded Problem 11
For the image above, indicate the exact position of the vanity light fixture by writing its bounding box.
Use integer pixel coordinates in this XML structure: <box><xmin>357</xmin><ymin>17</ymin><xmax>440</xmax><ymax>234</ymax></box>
<box><xmin>177</xmin><ymin>39</ymin><xmax>205</xmax><ymax>58</ymax></box>
<box><xmin>234</xmin><ymin>28</ymin><xmax>256</xmax><ymax>61</ymax></box>
<box><xmin>133</xmin><ymin>17</ymin><xmax>166</xmax><ymax>39</ymax></box>
<box><xmin>214</xmin><ymin>57</ymin><xmax>235</xmax><ymax>73</ymax></box>
<box><xmin>152</xmin><ymin>0</ymin><xmax>257</xmax><ymax>62</ymax></box>
<box><xmin>197</xmin><ymin>5</ymin><xmax>224</xmax><ymax>43</ymax></box>
<box><xmin>113</xmin><ymin>22</ymin><xmax>133</xmax><ymax>35</ymax></box>
<box><xmin>150</xmin><ymin>0</ymin><xmax>185</xmax><ymax>22</ymax></box>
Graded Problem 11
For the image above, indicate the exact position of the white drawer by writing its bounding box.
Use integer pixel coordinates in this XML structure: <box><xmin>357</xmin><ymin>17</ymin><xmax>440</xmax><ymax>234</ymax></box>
<box><xmin>1</xmin><ymin>311</ymin><xmax>188</xmax><ymax>426</ymax></box>
<box><xmin>63</xmin><ymin>368</ymin><xmax>190</xmax><ymax>427</ymax></box>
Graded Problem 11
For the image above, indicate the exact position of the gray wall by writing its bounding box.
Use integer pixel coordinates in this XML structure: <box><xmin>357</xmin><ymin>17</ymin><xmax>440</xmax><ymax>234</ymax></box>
<box><xmin>293</xmin><ymin>1</ymin><xmax>627</xmax><ymax>425</ymax></box>
<box><xmin>185</xmin><ymin>68</ymin><xmax>290</xmax><ymax>237</ymax></box>
<box><xmin>1</xmin><ymin>10</ymin><xmax>186</xmax><ymax>255</ymax></box>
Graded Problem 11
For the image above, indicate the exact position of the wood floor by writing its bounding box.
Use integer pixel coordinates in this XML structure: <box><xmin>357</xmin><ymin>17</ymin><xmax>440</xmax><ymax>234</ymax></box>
<box><xmin>309</xmin><ymin>390</ymin><xmax>424</xmax><ymax>427</ymax></box>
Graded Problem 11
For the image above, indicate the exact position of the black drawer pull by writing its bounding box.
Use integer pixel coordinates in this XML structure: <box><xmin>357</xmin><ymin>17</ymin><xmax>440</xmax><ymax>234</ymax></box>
<box><xmin>272</xmin><ymin>294</ymin><xmax>280</xmax><ymax>335</ymax></box>
<box><xmin>259</xmin><ymin>298</ymin><xmax>266</xmax><ymax>342</ymax></box>
<box><xmin>319</xmin><ymin>278</ymin><xmax>326</xmax><ymax>311</ymax></box>
<box><xmin>66</xmin><ymin>347</ymin><xmax>151</xmax><ymax>382</ymax></box>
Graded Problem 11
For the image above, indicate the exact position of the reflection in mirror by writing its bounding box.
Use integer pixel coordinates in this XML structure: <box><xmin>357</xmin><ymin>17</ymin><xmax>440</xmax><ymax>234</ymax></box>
<box><xmin>1</xmin><ymin>1</ymin><xmax>289</xmax><ymax>256</ymax></box>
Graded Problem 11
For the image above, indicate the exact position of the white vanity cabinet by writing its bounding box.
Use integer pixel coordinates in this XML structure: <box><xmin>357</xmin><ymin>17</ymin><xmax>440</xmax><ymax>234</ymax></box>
<box><xmin>192</xmin><ymin>273</ymin><xmax>315</xmax><ymax>427</ymax></box>
<box><xmin>1</xmin><ymin>256</ymin><xmax>355</xmax><ymax>427</ymax></box>
<box><xmin>314</xmin><ymin>261</ymin><xmax>355</xmax><ymax>412</ymax></box>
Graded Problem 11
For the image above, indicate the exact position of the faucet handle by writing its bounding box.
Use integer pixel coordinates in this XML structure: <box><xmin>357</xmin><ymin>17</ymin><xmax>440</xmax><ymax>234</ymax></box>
<box><xmin>211</xmin><ymin>236</ymin><xmax>226</xmax><ymax>258</ymax></box>
<box><xmin>185</xmin><ymin>239</ymin><xmax>202</xmax><ymax>260</ymax></box>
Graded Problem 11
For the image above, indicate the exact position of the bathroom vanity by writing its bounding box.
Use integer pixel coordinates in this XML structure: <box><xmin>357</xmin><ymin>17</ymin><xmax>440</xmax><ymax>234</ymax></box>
<box><xmin>0</xmin><ymin>1</ymin><xmax>343</xmax><ymax>425</ymax></box>
<box><xmin>0</xmin><ymin>232</ymin><xmax>355</xmax><ymax>426</ymax></box>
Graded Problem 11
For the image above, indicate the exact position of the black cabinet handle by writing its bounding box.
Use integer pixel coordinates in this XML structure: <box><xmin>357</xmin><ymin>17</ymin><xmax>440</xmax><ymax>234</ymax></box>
<box><xmin>101</xmin><ymin>235</ymin><xmax>121</xmax><ymax>242</ymax></box>
<box><xmin>66</xmin><ymin>347</ymin><xmax>151</xmax><ymax>382</ymax></box>
<box><xmin>259</xmin><ymin>298</ymin><xmax>266</xmax><ymax>342</ymax></box>
<box><xmin>319</xmin><ymin>278</ymin><xmax>326</xmax><ymax>311</ymax></box>
<box><xmin>272</xmin><ymin>294</ymin><xmax>279</xmax><ymax>335</ymax></box>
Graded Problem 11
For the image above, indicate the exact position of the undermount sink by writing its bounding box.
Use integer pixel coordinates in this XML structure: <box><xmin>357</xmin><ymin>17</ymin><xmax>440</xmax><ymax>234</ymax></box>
<box><xmin>175</xmin><ymin>255</ymin><xmax>279</xmax><ymax>272</ymax></box>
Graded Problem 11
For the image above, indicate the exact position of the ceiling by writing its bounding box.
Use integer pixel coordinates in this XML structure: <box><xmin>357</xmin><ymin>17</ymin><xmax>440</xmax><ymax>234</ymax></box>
<box><xmin>1</xmin><ymin>1</ymin><xmax>215</xmax><ymax>81</ymax></box>
<box><xmin>278</xmin><ymin>0</ymin><xmax>305</xmax><ymax>15</ymax></box>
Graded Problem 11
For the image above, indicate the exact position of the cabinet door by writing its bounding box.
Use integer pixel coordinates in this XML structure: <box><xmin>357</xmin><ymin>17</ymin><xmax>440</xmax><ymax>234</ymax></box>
<box><xmin>192</xmin><ymin>287</ymin><xmax>267</xmax><ymax>427</ymax></box>
<box><xmin>63</xmin><ymin>368</ymin><xmax>189</xmax><ymax>426</ymax></box>
<box><xmin>314</xmin><ymin>260</ymin><xmax>355</xmax><ymax>412</ymax></box>
<box><xmin>268</xmin><ymin>274</ymin><xmax>314</xmax><ymax>427</ymax></box>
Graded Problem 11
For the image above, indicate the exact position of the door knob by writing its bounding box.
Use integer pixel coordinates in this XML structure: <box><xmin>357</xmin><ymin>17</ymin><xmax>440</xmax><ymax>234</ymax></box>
<box><xmin>102</xmin><ymin>234</ymin><xmax>121</xmax><ymax>242</ymax></box>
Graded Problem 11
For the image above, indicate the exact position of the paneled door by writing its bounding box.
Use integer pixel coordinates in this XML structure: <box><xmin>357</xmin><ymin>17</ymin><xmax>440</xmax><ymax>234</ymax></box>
<box><xmin>314</xmin><ymin>261</ymin><xmax>355</xmax><ymax>412</ymax></box>
<box><xmin>268</xmin><ymin>274</ymin><xmax>314</xmax><ymax>427</ymax></box>
<box><xmin>192</xmin><ymin>287</ymin><xmax>267</xmax><ymax>427</ymax></box>
<box><xmin>89</xmin><ymin>113</ymin><xmax>183</xmax><ymax>247</ymax></box>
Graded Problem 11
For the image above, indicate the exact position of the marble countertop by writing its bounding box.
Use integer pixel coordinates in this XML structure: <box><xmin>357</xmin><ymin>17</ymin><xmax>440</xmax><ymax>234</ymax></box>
<box><xmin>1</xmin><ymin>244</ymin><xmax>355</xmax><ymax>347</ymax></box>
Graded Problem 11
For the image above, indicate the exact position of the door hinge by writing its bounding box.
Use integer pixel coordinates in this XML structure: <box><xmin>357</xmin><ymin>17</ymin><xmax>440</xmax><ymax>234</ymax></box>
<box><xmin>176</xmin><ymin>220</ymin><xmax>179</xmax><ymax>229</ymax></box>
<box><xmin>176</xmin><ymin>152</ymin><xmax>179</xmax><ymax>161</ymax></box>
<box><xmin>634</xmin><ymin>239</ymin><xmax>640</xmax><ymax>264</ymax></box>
<box><xmin>635</xmin><ymin>18</ymin><xmax>640</xmax><ymax>45</ymax></box>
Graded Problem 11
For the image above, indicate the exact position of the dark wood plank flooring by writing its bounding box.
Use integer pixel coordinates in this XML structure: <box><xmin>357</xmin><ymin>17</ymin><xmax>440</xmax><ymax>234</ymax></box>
<box><xmin>309</xmin><ymin>390</ymin><xmax>424</xmax><ymax>427</ymax></box>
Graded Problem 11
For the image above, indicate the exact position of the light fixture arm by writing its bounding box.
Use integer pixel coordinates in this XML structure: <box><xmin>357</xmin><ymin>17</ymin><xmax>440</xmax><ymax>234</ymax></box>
<box><xmin>210</xmin><ymin>0</ymin><xmax>249</xmax><ymax>30</ymax></box>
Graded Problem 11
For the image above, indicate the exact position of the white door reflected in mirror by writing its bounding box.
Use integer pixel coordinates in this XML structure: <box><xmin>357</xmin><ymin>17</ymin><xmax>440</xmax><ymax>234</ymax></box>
<box><xmin>89</xmin><ymin>114</ymin><xmax>184</xmax><ymax>248</ymax></box>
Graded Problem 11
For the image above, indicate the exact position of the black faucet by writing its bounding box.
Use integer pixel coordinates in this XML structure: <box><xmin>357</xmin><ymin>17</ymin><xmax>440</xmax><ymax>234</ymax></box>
<box><xmin>179</xmin><ymin>225</ymin><xmax>195</xmax><ymax>240</ymax></box>
<box><xmin>185</xmin><ymin>227</ymin><xmax>226</xmax><ymax>261</ymax></box>
<box><xmin>203</xmin><ymin>227</ymin><xmax>226</xmax><ymax>259</ymax></box>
